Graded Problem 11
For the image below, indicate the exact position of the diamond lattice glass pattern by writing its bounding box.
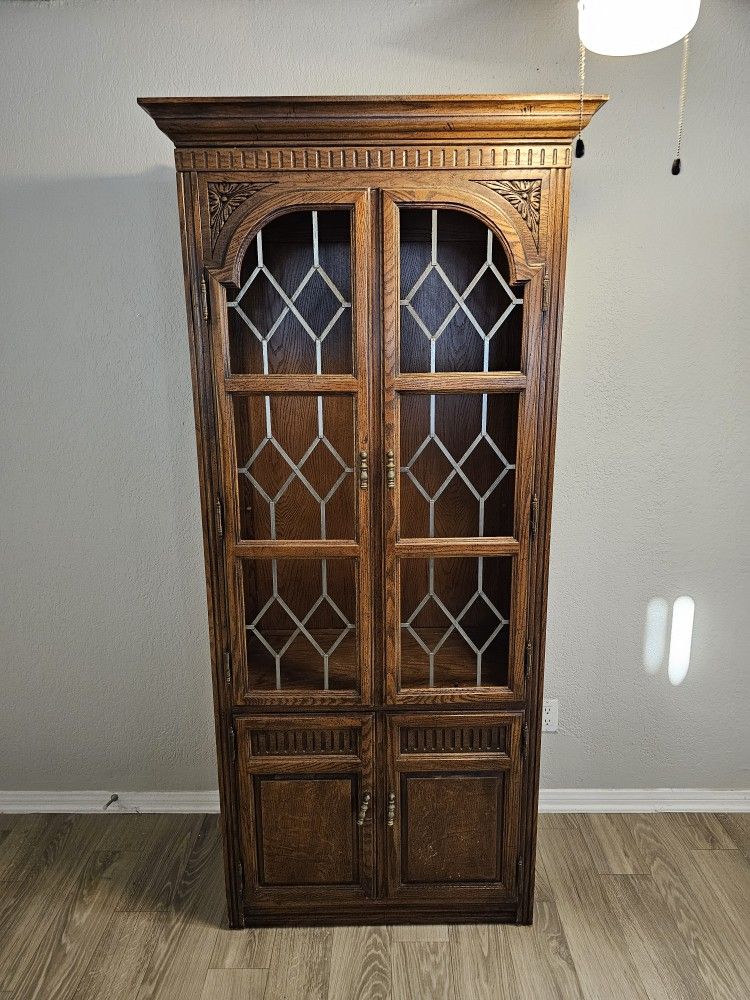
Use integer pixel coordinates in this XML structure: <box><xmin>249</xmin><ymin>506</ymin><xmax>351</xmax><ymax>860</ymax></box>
<box><xmin>234</xmin><ymin>395</ymin><xmax>355</xmax><ymax>541</ymax></box>
<box><xmin>400</xmin><ymin>557</ymin><xmax>512</xmax><ymax>688</ymax></box>
<box><xmin>244</xmin><ymin>558</ymin><xmax>358</xmax><ymax>691</ymax></box>
<box><xmin>399</xmin><ymin>209</ymin><xmax>523</xmax><ymax>374</ymax></box>
<box><xmin>400</xmin><ymin>394</ymin><xmax>517</xmax><ymax>538</ymax></box>
<box><xmin>227</xmin><ymin>210</ymin><xmax>353</xmax><ymax>375</ymax></box>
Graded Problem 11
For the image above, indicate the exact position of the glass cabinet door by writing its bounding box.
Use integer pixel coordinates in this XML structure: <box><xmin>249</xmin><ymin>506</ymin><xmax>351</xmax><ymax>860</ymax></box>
<box><xmin>383</xmin><ymin>197</ymin><xmax>540</xmax><ymax>703</ymax></box>
<box><xmin>210</xmin><ymin>193</ymin><xmax>372</xmax><ymax>705</ymax></box>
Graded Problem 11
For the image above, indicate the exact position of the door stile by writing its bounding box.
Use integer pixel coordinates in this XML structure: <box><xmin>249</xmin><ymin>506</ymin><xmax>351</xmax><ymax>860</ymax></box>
<box><xmin>381</xmin><ymin>193</ymin><xmax>400</xmax><ymax>706</ymax></box>
<box><xmin>507</xmin><ymin>267</ymin><xmax>544</xmax><ymax>698</ymax></box>
<box><xmin>353</xmin><ymin>190</ymin><xmax>375</xmax><ymax>708</ymax></box>
<box><xmin>381</xmin><ymin>189</ymin><xmax>544</xmax><ymax>706</ymax></box>
<box><xmin>206</xmin><ymin>190</ymin><xmax>374</xmax><ymax>707</ymax></box>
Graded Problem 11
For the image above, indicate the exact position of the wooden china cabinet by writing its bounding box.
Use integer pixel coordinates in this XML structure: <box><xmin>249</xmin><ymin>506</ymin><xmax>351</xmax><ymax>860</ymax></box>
<box><xmin>140</xmin><ymin>94</ymin><xmax>606</xmax><ymax>927</ymax></box>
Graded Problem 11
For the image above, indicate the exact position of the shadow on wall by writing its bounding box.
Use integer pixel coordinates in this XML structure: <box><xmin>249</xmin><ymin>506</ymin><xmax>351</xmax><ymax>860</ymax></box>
<box><xmin>0</xmin><ymin>168</ymin><xmax>217</xmax><ymax>787</ymax></box>
<box><xmin>0</xmin><ymin>166</ymin><xmax>195</xmax><ymax>557</ymax></box>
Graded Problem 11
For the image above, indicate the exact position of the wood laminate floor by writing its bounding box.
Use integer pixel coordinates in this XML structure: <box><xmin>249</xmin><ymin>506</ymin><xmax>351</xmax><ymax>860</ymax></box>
<box><xmin>0</xmin><ymin>812</ymin><xmax>747</xmax><ymax>999</ymax></box>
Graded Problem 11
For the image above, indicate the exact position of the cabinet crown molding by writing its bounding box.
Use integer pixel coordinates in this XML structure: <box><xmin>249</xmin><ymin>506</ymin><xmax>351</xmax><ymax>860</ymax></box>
<box><xmin>138</xmin><ymin>94</ymin><xmax>607</xmax><ymax>147</ymax></box>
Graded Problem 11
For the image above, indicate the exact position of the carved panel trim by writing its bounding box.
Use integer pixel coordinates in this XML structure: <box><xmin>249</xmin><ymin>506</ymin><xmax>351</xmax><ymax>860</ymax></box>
<box><xmin>478</xmin><ymin>179</ymin><xmax>542</xmax><ymax>249</ymax></box>
<box><xmin>178</xmin><ymin>145</ymin><xmax>571</xmax><ymax>172</ymax></box>
<box><xmin>249</xmin><ymin>726</ymin><xmax>359</xmax><ymax>756</ymax></box>
<box><xmin>207</xmin><ymin>181</ymin><xmax>275</xmax><ymax>249</ymax></box>
<box><xmin>400</xmin><ymin>725</ymin><xmax>507</xmax><ymax>754</ymax></box>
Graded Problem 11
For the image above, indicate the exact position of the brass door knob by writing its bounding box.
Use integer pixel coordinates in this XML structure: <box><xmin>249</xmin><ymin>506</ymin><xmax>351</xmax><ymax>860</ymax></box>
<box><xmin>387</xmin><ymin>791</ymin><xmax>396</xmax><ymax>827</ymax></box>
<box><xmin>357</xmin><ymin>792</ymin><xmax>371</xmax><ymax>826</ymax></box>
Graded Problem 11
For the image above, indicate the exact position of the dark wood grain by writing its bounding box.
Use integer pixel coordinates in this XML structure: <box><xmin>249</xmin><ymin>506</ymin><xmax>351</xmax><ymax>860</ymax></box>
<box><xmin>140</xmin><ymin>93</ymin><xmax>607</xmax><ymax>926</ymax></box>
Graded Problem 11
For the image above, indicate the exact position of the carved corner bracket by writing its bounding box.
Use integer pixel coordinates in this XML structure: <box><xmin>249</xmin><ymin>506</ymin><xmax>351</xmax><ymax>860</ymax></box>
<box><xmin>476</xmin><ymin>179</ymin><xmax>542</xmax><ymax>250</ymax></box>
<box><xmin>207</xmin><ymin>181</ymin><xmax>275</xmax><ymax>250</ymax></box>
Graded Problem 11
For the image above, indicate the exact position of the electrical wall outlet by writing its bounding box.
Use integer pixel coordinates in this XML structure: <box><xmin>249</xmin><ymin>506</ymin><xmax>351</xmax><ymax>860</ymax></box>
<box><xmin>542</xmin><ymin>699</ymin><xmax>558</xmax><ymax>732</ymax></box>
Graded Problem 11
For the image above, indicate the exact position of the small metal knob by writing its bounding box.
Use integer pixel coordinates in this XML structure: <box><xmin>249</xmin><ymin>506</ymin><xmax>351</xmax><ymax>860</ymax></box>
<box><xmin>387</xmin><ymin>791</ymin><xmax>396</xmax><ymax>827</ymax></box>
<box><xmin>358</xmin><ymin>450</ymin><xmax>368</xmax><ymax>489</ymax></box>
<box><xmin>386</xmin><ymin>450</ymin><xmax>395</xmax><ymax>489</ymax></box>
<box><xmin>357</xmin><ymin>792</ymin><xmax>371</xmax><ymax>826</ymax></box>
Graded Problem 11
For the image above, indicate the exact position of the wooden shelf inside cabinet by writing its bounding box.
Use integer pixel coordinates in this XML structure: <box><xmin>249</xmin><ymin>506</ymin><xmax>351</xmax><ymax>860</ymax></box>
<box><xmin>140</xmin><ymin>92</ymin><xmax>606</xmax><ymax>928</ymax></box>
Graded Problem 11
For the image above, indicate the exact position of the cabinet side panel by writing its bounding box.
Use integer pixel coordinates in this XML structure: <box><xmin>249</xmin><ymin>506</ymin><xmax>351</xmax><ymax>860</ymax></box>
<box><xmin>176</xmin><ymin>168</ymin><xmax>240</xmax><ymax>927</ymax></box>
<box><xmin>518</xmin><ymin>165</ymin><xmax>572</xmax><ymax>923</ymax></box>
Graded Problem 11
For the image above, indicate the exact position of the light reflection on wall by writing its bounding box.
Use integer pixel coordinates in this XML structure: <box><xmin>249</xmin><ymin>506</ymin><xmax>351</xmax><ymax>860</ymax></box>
<box><xmin>642</xmin><ymin>596</ymin><xmax>695</xmax><ymax>684</ymax></box>
<box><xmin>668</xmin><ymin>596</ymin><xmax>695</xmax><ymax>686</ymax></box>
<box><xmin>643</xmin><ymin>597</ymin><xmax>669</xmax><ymax>674</ymax></box>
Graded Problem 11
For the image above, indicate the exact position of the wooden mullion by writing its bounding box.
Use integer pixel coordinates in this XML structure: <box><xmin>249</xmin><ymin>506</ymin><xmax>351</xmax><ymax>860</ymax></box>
<box><xmin>394</xmin><ymin>373</ymin><xmax>526</xmax><ymax>393</ymax></box>
<box><xmin>234</xmin><ymin>540</ymin><xmax>359</xmax><ymax>560</ymax></box>
<box><xmin>225</xmin><ymin>374</ymin><xmax>358</xmax><ymax>394</ymax></box>
<box><xmin>395</xmin><ymin>537</ymin><xmax>520</xmax><ymax>558</ymax></box>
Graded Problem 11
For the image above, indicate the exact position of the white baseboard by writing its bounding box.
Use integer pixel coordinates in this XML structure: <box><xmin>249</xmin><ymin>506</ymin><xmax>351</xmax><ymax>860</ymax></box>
<box><xmin>0</xmin><ymin>788</ymin><xmax>747</xmax><ymax>814</ymax></box>
<box><xmin>538</xmin><ymin>788</ymin><xmax>750</xmax><ymax>813</ymax></box>
<box><xmin>0</xmin><ymin>790</ymin><xmax>221</xmax><ymax>813</ymax></box>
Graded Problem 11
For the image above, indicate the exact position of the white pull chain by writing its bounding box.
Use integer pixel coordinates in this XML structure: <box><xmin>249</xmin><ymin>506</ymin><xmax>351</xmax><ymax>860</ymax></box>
<box><xmin>672</xmin><ymin>34</ymin><xmax>690</xmax><ymax>175</ymax></box>
<box><xmin>576</xmin><ymin>41</ymin><xmax>586</xmax><ymax>158</ymax></box>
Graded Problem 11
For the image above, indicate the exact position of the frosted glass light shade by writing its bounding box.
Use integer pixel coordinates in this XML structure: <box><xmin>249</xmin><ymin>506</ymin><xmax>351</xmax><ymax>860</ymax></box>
<box><xmin>578</xmin><ymin>0</ymin><xmax>700</xmax><ymax>56</ymax></box>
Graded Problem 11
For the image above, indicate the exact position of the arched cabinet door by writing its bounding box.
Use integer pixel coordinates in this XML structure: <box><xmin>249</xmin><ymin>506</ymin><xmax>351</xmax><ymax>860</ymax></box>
<box><xmin>206</xmin><ymin>190</ymin><xmax>374</xmax><ymax>707</ymax></box>
<box><xmin>381</xmin><ymin>189</ymin><xmax>544</xmax><ymax>706</ymax></box>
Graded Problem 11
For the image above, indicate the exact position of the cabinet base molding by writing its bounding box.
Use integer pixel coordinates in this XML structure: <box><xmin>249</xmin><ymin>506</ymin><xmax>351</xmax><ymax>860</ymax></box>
<box><xmin>241</xmin><ymin>901</ymin><xmax>522</xmax><ymax>928</ymax></box>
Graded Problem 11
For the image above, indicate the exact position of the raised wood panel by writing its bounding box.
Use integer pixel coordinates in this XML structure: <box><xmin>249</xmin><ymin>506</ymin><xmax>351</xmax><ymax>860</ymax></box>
<box><xmin>403</xmin><ymin>774</ymin><xmax>502</xmax><ymax>883</ymax></box>
<box><xmin>386</xmin><ymin>712</ymin><xmax>523</xmax><ymax>904</ymax></box>
<box><xmin>236</xmin><ymin>714</ymin><xmax>374</xmax><ymax>907</ymax></box>
<box><xmin>257</xmin><ymin>777</ymin><xmax>356</xmax><ymax>885</ymax></box>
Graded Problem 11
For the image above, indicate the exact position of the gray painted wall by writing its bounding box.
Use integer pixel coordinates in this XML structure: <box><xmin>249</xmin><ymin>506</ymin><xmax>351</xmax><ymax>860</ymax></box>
<box><xmin>1</xmin><ymin>0</ymin><xmax>748</xmax><ymax>792</ymax></box>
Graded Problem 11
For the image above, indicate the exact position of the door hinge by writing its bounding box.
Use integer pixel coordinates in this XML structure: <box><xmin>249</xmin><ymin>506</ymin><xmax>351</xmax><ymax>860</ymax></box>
<box><xmin>200</xmin><ymin>273</ymin><xmax>209</xmax><ymax>322</ymax></box>
<box><xmin>229</xmin><ymin>724</ymin><xmax>236</xmax><ymax>763</ymax></box>
<box><xmin>521</xmin><ymin>723</ymin><xmax>529</xmax><ymax>760</ymax></box>
<box><xmin>530</xmin><ymin>493</ymin><xmax>539</xmax><ymax>539</ymax></box>
<box><xmin>224</xmin><ymin>650</ymin><xmax>232</xmax><ymax>686</ymax></box>
<box><xmin>214</xmin><ymin>495</ymin><xmax>224</xmax><ymax>539</ymax></box>
<box><xmin>542</xmin><ymin>271</ymin><xmax>551</xmax><ymax>313</ymax></box>
<box><xmin>517</xmin><ymin>853</ymin><xmax>524</xmax><ymax>886</ymax></box>
<box><xmin>235</xmin><ymin>858</ymin><xmax>244</xmax><ymax>899</ymax></box>
<box><xmin>524</xmin><ymin>639</ymin><xmax>533</xmax><ymax>681</ymax></box>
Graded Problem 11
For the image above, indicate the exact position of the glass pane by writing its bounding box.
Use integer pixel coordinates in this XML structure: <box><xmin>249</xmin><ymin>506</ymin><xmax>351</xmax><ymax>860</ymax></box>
<box><xmin>234</xmin><ymin>394</ymin><xmax>355</xmax><ymax>541</ymax></box>
<box><xmin>243</xmin><ymin>558</ymin><xmax>358</xmax><ymax>692</ymax></box>
<box><xmin>400</xmin><ymin>208</ymin><xmax>523</xmax><ymax>373</ymax></box>
<box><xmin>227</xmin><ymin>210</ymin><xmax>352</xmax><ymax>375</ymax></box>
<box><xmin>400</xmin><ymin>557</ymin><xmax>511</xmax><ymax>689</ymax></box>
<box><xmin>400</xmin><ymin>394</ymin><xmax>517</xmax><ymax>538</ymax></box>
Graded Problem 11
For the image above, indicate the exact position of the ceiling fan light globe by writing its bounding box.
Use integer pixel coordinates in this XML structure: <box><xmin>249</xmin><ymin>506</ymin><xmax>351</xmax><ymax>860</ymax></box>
<box><xmin>578</xmin><ymin>0</ymin><xmax>701</xmax><ymax>56</ymax></box>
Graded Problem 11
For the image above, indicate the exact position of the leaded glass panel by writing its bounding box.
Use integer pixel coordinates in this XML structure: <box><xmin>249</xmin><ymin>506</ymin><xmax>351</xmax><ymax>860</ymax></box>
<box><xmin>400</xmin><ymin>557</ymin><xmax>512</xmax><ymax>689</ymax></box>
<box><xmin>243</xmin><ymin>558</ymin><xmax>358</xmax><ymax>691</ymax></box>
<box><xmin>228</xmin><ymin>210</ymin><xmax>353</xmax><ymax>375</ymax></box>
<box><xmin>399</xmin><ymin>209</ymin><xmax>523</xmax><ymax>373</ymax></box>
<box><xmin>400</xmin><ymin>393</ymin><xmax>517</xmax><ymax>538</ymax></box>
<box><xmin>234</xmin><ymin>394</ymin><xmax>355</xmax><ymax>541</ymax></box>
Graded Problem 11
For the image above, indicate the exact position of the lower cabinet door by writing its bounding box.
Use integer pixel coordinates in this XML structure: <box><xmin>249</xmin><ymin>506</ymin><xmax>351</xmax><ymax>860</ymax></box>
<box><xmin>235</xmin><ymin>714</ymin><xmax>375</xmax><ymax>907</ymax></box>
<box><xmin>385</xmin><ymin>712</ymin><xmax>523</xmax><ymax>904</ymax></box>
